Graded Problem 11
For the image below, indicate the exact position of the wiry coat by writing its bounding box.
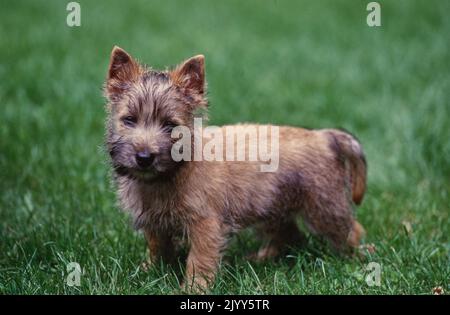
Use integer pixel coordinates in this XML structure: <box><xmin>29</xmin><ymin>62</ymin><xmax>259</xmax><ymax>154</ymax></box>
<box><xmin>104</xmin><ymin>46</ymin><xmax>367</xmax><ymax>291</ymax></box>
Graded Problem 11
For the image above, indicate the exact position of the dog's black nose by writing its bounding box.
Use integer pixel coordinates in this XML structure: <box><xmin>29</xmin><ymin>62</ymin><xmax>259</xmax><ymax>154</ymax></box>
<box><xmin>135</xmin><ymin>150</ymin><xmax>154</xmax><ymax>168</ymax></box>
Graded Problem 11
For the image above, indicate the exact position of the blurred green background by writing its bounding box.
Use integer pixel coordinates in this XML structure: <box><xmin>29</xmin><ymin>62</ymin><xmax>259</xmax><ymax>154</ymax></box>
<box><xmin>0</xmin><ymin>0</ymin><xmax>449</xmax><ymax>294</ymax></box>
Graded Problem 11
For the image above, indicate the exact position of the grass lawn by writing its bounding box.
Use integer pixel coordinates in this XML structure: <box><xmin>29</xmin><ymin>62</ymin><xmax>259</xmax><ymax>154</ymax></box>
<box><xmin>0</xmin><ymin>0</ymin><xmax>449</xmax><ymax>294</ymax></box>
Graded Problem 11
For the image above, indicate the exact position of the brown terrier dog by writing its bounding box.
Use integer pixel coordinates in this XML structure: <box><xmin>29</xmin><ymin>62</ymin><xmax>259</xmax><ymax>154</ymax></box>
<box><xmin>104</xmin><ymin>46</ymin><xmax>367</xmax><ymax>291</ymax></box>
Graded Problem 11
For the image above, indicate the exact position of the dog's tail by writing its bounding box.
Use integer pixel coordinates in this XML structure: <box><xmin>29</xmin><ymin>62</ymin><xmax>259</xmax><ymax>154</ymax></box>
<box><xmin>325</xmin><ymin>129</ymin><xmax>367</xmax><ymax>205</ymax></box>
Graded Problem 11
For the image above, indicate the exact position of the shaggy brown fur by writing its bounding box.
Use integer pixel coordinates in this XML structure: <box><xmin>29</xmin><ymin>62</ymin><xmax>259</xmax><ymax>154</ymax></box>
<box><xmin>104</xmin><ymin>46</ymin><xmax>367</xmax><ymax>291</ymax></box>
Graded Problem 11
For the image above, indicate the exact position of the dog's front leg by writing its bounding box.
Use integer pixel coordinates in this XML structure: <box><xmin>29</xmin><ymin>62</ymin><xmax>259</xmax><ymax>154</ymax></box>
<box><xmin>143</xmin><ymin>229</ymin><xmax>176</xmax><ymax>268</ymax></box>
<box><xmin>184</xmin><ymin>217</ymin><xmax>226</xmax><ymax>292</ymax></box>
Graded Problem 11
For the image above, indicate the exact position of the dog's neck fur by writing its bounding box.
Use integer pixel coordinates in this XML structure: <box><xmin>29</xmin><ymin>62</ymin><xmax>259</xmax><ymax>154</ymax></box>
<box><xmin>114</xmin><ymin>159</ymin><xmax>196</xmax><ymax>232</ymax></box>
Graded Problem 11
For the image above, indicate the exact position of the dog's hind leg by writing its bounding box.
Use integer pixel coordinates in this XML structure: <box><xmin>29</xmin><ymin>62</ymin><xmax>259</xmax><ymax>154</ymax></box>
<box><xmin>347</xmin><ymin>219</ymin><xmax>366</xmax><ymax>249</ymax></box>
<box><xmin>301</xmin><ymin>195</ymin><xmax>364</xmax><ymax>254</ymax></box>
<box><xmin>250</xmin><ymin>216</ymin><xmax>306</xmax><ymax>262</ymax></box>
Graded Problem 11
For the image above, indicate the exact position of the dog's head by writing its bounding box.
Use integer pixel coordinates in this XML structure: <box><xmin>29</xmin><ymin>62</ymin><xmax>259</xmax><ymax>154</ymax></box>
<box><xmin>104</xmin><ymin>46</ymin><xmax>207</xmax><ymax>181</ymax></box>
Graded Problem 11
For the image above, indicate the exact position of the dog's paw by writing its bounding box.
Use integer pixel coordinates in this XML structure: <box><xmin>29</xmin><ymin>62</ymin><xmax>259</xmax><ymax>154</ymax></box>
<box><xmin>246</xmin><ymin>246</ymin><xmax>280</xmax><ymax>263</ymax></box>
<box><xmin>181</xmin><ymin>280</ymin><xmax>210</xmax><ymax>294</ymax></box>
<box><xmin>351</xmin><ymin>243</ymin><xmax>376</xmax><ymax>260</ymax></box>
<box><xmin>140</xmin><ymin>259</ymin><xmax>154</xmax><ymax>272</ymax></box>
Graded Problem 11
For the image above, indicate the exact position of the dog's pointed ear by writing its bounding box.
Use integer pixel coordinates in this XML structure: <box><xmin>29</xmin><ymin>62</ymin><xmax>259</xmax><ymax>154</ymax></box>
<box><xmin>106</xmin><ymin>46</ymin><xmax>142</xmax><ymax>97</ymax></box>
<box><xmin>170</xmin><ymin>55</ymin><xmax>205</xmax><ymax>94</ymax></box>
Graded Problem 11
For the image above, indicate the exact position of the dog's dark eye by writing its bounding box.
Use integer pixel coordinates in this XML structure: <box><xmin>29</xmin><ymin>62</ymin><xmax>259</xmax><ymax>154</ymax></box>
<box><xmin>163</xmin><ymin>121</ymin><xmax>177</xmax><ymax>131</ymax></box>
<box><xmin>122</xmin><ymin>116</ymin><xmax>137</xmax><ymax>127</ymax></box>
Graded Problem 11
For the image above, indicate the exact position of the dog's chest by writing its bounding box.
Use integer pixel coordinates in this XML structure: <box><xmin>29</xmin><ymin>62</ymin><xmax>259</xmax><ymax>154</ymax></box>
<box><xmin>116</xmin><ymin>177</ymin><xmax>186</xmax><ymax>231</ymax></box>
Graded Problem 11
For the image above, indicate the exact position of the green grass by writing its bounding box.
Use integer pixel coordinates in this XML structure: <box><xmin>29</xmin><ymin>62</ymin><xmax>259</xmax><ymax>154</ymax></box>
<box><xmin>1</xmin><ymin>0</ymin><xmax>449</xmax><ymax>294</ymax></box>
